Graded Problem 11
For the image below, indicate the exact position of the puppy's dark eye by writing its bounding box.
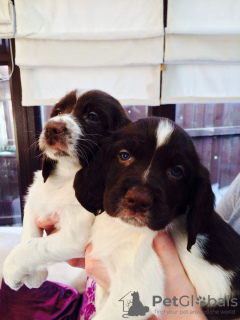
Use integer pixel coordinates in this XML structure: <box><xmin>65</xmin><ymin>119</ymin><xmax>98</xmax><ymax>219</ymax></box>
<box><xmin>55</xmin><ymin>108</ymin><xmax>62</xmax><ymax>115</ymax></box>
<box><xmin>119</xmin><ymin>151</ymin><xmax>131</xmax><ymax>161</ymax></box>
<box><xmin>170</xmin><ymin>166</ymin><xmax>183</xmax><ymax>177</ymax></box>
<box><xmin>87</xmin><ymin>112</ymin><xmax>99</xmax><ymax>122</ymax></box>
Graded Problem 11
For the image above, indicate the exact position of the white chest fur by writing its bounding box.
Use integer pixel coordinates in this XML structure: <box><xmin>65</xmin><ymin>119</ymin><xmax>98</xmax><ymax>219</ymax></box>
<box><xmin>90</xmin><ymin>213</ymin><xmax>163</xmax><ymax>320</ymax></box>
<box><xmin>26</xmin><ymin>170</ymin><xmax>80</xmax><ymax>219</ymax></box>
<box><xmin>170</xmin><ymin>220</ymin><xmax>234</xmax><ymax>300</ymax></box>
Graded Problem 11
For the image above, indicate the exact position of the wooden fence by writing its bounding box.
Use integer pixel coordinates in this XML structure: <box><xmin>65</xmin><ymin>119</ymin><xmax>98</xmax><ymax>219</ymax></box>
<box><xmin>176</xmin><ymin>104</ymin><xmax>240</xmax><ymax>188</ymax></box>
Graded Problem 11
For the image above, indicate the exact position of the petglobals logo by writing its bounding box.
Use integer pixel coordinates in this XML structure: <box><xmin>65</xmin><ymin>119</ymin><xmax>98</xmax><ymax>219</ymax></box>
<box><xmin>118</xmin><ymin>292</ymin><xmax>238</xmax><ymax>318</ymax></box>
<box><xmin>119</xmin><ymin>291</ymin><xmax>149</xmax><ymax>318</ymax></box>
<box><xmin>153</xmin><ymin>294</ymin><xmax>238</xmax><ymax>317</ymax></box>
<box><xmin>152</xmin><ymin>295</ymin><xmax>238</xmax><ymax>308</ymax></box>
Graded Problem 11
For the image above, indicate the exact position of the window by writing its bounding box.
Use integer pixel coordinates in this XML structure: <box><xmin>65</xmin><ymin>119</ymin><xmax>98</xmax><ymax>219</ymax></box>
<box><xmin>0</xmin><ymin>66</ymin><xmax>21</xmax><ymax>226</ymax></box>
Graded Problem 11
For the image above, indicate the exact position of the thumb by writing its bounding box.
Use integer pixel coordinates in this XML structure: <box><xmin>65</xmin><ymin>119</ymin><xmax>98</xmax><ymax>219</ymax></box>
<box><xmin>153</xmin><ymin>231</ymin><xmax>184</xmax><ymax>277</ymax></box>
<box><xmin>35</xmin><ymin>212</ymin><xmax>60</xmax><ymax>229</ymax></box>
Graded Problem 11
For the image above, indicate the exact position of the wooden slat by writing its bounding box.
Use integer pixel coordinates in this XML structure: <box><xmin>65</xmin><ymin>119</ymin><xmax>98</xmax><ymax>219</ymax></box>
<box><xmin>210</xmin><ymin>136</ymin><xmax>221</xmax><ymax>184</ymax></box>
<box><xmin>194</xmin><ymin>104</ymin><xmax>205</xmax><ymax>128</ymax></box>
<box><xmin>185</xmin><ymin>126</ymin><xmax>240</xmax><ymax>137</ymax></box>
<box><xmin>204</xmin><ymin>104</ymin><xmax>214</xmax><ymax>128</ymax></box>
<box><xmin>202</xmin><ymin>137</ymin><xmax>213</xmax><ymax>171</ymax></box>
<box><xmin>233</xmin><ymin>104</ymin><xmax>240</xmax><ymax>126</ymax></box>
<box><xmin>219</xmin><ymin>137</ymin><xmax>232</xmax><ymax>188</ymax></box>
<box><xmin>213</xmin><ymin>104</ymin><xmax>224</xmax><ymax>127</ymax></box>
<box><xmin>192</xmin><ymin>137</ymin><xmax>203</xmax><ymax>162</ymax></box>
<box><xmin>183</xmin><ymin>104</ymin><xmax>195</xmax><ymax>128</ymax></box>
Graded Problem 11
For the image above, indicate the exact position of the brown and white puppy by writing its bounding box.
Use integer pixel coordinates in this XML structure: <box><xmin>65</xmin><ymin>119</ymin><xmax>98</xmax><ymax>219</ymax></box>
<box><xmin>75</xmin><ymin>117</ymin><xmax>240</xmax><ymax>320</ymax></box>
<box><xmin>3</xmin><ymin>90</ymin><xmax>130</xmax><ymax>291</ymax></box>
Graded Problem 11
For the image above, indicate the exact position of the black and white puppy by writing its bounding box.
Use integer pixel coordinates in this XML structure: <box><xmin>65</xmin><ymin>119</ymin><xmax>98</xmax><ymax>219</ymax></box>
<box><xmin>3</xmin><ymin>90</ymin><xmax>130</xmax><ymax>291</ymax></box>
<box><xmin>75</xmin><ymin>117</ymin><xmax>240</xmax><ymax>320</ymax></box>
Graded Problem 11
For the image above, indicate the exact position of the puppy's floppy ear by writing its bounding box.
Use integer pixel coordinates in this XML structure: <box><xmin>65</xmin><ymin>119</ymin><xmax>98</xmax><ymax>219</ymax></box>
<box><xmin>187</xmin><ymin>164</ymin><xmax>215</xmax><ymax>251</ymax></box>
<box><xmin>74</xmin><ymin>141</ymin><xmax>111</xmax><ymax>215</ymax></box>
<box><xmin>112</xmin><ymin>113</ymin><xmax>131</xmax><ymax>131</ymax></box>
<box><xmin>42</xmin><ymin>155</ymin><xmax>57</xmax><ymax>183</ymax></box>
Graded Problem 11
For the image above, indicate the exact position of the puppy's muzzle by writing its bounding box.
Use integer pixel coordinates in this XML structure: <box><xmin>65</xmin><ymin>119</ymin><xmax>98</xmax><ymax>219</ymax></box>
<box><xmin>45</xmin><ymin>122</ymin><xmax>67</xmax><ymax>145</ymax></box>
<box><xmin>124</xmin><ymin>187</ymin><xmax>152</xmax><ymax>215</ymax></box>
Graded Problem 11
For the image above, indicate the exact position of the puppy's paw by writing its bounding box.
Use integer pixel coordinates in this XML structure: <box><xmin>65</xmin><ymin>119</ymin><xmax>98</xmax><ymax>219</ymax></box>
<box><xmin>3</xmin><ymin>257</ymin><xmax>24</xmax><ymax>291</ymax></box>
<box><xmin>3</xmin><ymin>242</ymin><xmax>34</xmax><ymax>291</ymax></box>
<box><xmin>24</xmin><ymin>269</ymin><xmax>48</xmax><ymax>289</ymax></box>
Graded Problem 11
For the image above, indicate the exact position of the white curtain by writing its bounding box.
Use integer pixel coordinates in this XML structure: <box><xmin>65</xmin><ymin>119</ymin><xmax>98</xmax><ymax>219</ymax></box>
<box><xmin>161</xmin><ymin>0</ymin><xmax>240</xmax><ymax>104</ymax></box>
<box><xmin>0</xmin><ymin>0</ymin><xmax>15</xmax><ymax>39</ymax></box>
<box><xmin>14</xmin><ymin>0</ymin><xmax>164</xmax><ymax>106</ymax></box>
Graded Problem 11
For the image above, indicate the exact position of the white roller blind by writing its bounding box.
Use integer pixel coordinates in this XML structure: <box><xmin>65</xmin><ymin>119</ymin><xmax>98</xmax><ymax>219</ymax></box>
<box><xmin>0</xmin><ymin>0</ymin><xmax>15</xmax><ymax>39</ymax></box>
<box><xmin>166</xmin><ymin>0</ymin><xmax>240</xmax><ymax>35</ymax></box>
<box><xmin>14</xmin><ymin>0</ymin><xmax>163</xmax><ymax>106</ymax></box>
<box><xmin>15</xmin><ymin>0</ymin><xmax>163</xmax><ymax>40</ymax></box>
<box><xmin>20</xmin><ymin>66</ymin><xmax>160</xmax><ymax>107</ymax></box>
<box><xmin>15</xmin><ymin>37</ymin><xmax>163</xmax><ymax>68</ymax></box>
<box><xmin>162</xmin><ymin>64</ymin><xmax>240</xmax><ymax>104</ymax></box>
<box><xmin>0</xmin><ymin>0</ymin><xmax>12</xmax><ymax>23</ymax></box>
<box><xmin>162</xmin><ymin>0</ymin><xmax>240</xmax><ymax>104</ymax></box>
<box><xmin>12</xmin><ymin>0</ymin><xmax>240</xmax><ymax>105</ymax></box>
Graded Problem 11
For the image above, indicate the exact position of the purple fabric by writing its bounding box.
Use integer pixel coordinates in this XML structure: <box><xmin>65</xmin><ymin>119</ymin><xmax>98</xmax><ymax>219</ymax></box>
<box><xmin>79</xmin><ymin>277</ymin><xmax>96</xmax><ymax>320</ymax></box>
<box><xmin>0</xmin><ymin>279</ymin><xmax>82</xmax><ymax>320</ymax></box>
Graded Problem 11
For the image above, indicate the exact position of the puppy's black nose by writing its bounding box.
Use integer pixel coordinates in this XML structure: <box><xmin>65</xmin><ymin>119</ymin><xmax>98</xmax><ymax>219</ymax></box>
<box><xmin>45</xmin><ymin>122</ymin><xmax>66</xmax><ymax>137</ymax></box>
<box><xmin>125</xmin><ymin>188</ymin><xmax>152</xmax><ymax>213</ymax></box>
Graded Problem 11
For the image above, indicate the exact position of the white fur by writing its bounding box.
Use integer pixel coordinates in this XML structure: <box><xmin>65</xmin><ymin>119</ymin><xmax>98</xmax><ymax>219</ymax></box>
<box><xmin>91</xmin><ymin>214</ymin><xmax>234</xmax><ymax>320</ymax></box>
<box><xmin>142</xmin><ymin>168</ymin><xmax>150</xmax><ymax>183</ymax></box>
<box><xmin>156</xmin><ymin>119</ymin><xmax>174</xmax><ymax>148</ymax></box>
<box><xmin>90</xmin><ymin>213</ymin><xmax>163</xmax><ymax>320</ymax></box>
<box><xmin>142</xmin><ymin>120</ymin><xmax>173</xmax><ymax>183</ymax></box>
<box><xmin>39</xmin><ymin>113</ymin><xmax>81</xmax><ymax>160</ymax></box>
<box><xmin>3</xmin><ymin>116</ymin><xmax>95</xmax><ymax>291</ymax></box>
<box><xmin>169</xmin><ymin>219</ymin><xmax>234</xmax><ymax>300</ymax></box>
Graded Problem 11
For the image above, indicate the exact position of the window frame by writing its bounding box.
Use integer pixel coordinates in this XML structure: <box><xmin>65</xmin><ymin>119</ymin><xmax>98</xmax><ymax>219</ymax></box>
<box><xmin>1</xmin><ymin>40</ymin><xmax>42</xmax><ymax>216</ymax></box>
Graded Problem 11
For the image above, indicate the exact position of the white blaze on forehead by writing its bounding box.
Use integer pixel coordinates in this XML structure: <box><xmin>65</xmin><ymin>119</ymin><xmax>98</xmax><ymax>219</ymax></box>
<box><xmin>142</xmin><ymin>168</ymin><xmax>150</xmax><ymax>183</ymax></box>
<box><xmin>142</xmin><ymin>120</ymin><xmax>174</xmax><ymax>183</ymax></box>
<box><xmin>156</xmin><ymin>120</ymin><xmax>174</xmax><ymax>148</ymax></box>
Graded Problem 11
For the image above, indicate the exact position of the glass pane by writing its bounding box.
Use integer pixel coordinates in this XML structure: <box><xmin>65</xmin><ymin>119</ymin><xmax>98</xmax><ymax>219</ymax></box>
<box><xmin>0</xmin><ymin>66</ymin><xmax>21</xmax><ymax>226</ymax></box>
<box><xmin>124</xmin><ymin>105</ymin><xmax>148</xmax><ymax>121</ymax></box>
<box><xmin>176</xmin><ymin>103</ymin><xmax>240</xmax><ymax>204</ymax></box>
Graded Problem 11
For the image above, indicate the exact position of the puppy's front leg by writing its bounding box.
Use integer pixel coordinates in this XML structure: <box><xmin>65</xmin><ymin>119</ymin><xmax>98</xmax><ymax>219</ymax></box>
<box><xmin>3</xmin><ymin>209</ymin><xmax>93</xmax><ymax>290</ymax></box>
<box><xmin>21</xmin><ymin>195</ymin><xmax>44</xmax><ymax>242</ymax></box>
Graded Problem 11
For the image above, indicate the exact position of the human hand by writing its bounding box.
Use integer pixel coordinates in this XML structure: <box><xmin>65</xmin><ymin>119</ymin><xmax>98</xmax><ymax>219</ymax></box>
<box><xmin>35</xmin><ymin>213</ymin><xmax>60</xmax><ymax>235</ymax></box>
<box><xmin>149</xmin><ymin>231</ymin><xmax>207</xmax><ymax>320</ymax></box>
